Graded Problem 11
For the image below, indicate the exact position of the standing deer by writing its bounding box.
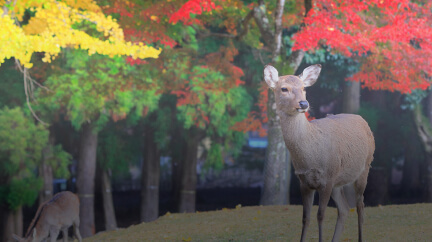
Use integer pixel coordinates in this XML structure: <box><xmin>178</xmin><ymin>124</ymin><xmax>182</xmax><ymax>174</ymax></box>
<box><xmin>263</xmin><ymin>64</ymin><xmax>374</xmax><ymax>242</ymax></box>
<box><xmin>12</xmin><ymin>191</ymin><xmax>82</xmax><ymax>242</ymax></box>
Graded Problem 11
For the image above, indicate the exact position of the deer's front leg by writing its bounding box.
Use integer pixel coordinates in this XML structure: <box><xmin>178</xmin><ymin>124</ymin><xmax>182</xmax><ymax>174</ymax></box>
<box><xmin>317</xmin><ymin>184</ymin><xmax>333</xmax><ymax>242</ymax></box>
<box><xmin>300</xmin><ymin>183</ymin><xmax>315</xmax><ymax>242</ymax></box>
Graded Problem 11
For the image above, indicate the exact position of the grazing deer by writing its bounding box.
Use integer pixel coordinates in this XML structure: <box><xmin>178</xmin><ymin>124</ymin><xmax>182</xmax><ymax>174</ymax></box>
<box><xmin>12</xmin><ymin>191</ymin><xmax>82</xmax><ymax>242</ymax></box>
<box><xmin>263</xmin><ymin>64</ymin><xmax>374</xmax><ymax>242</ymax></box>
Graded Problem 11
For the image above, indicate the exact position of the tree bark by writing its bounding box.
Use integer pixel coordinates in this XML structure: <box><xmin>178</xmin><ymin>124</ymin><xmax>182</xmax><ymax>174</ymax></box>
<box><xmin>3</xmin><ymin>207</ymin><xmax>23</xmax><ymax>242</ymax></box>
<box><xmin>261</xmin><ymin>89</ymin><xmax>290</xmax><ymax>205</ymax></box>
<box><xmin>39</xmin><ymin>135</ymin><xmax>55</xmax><ymax>205</ymax></box>
<box><xmin>342</xmin><ymin>81</ymin><xmax>361</xmax><ymax>113</ymax></box>
<box><xmin>340</xmin><ymin>81</ymin><xmax>361</xmax><ymax>204</ymax></box>
<box><xmin>101</xmin><ymin>168</ymin><xmax>117</xmax><ymax>230</ymax></box>
<box><xmin>170</xmin><ymin>127</ymin><xmax>184</xmax><ymax>212</ymax></box>
<box><xmin>76</xmin><ymin>123</ymin><xmax>98</xmax><ymax>237</ymax></box>
<box><xmin>38</xmin><ymin>162</ymin><xmax>53</xmax><ymax>205</ymax></box>
<box><xmin>412</xmin><ymin>102</ymin><xmax>432</xmax><ymax>202</ymax></box>
<box><xmin>140</xmin><ymin>127</ymin><xmax>160</xmax><ymax>222</ymax></box>
<box><xmin>255</xmin><ymin>0</ymin><xmax>311</xmax><ymax>206</ymax></box>
<box><xmin>401</xmin><ymin>133</ymin><xmax>421</xmax><ymax>196</ymax></box>
<box><xmin>178</xmin><ymin>132</ymin><xmax>199</xmax><ymax>213</ymax></box>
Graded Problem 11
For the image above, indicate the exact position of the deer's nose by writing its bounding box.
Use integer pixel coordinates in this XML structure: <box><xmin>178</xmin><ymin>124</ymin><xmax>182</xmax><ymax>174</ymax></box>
<box><xmin>299</xmin><ymin>101</ymin><xmax>309</xmax><ymax>109</ymax></box>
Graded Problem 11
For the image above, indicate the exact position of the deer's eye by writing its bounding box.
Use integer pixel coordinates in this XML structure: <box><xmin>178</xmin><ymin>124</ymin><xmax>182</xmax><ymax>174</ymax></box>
<box><xmin>281</xmin><ymin>88</ymin><xmax>288</xmax><ymax>92</ymax></box>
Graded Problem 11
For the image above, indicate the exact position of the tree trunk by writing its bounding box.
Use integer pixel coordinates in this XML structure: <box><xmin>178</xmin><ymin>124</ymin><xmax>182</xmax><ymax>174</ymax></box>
<box><xmin>178</xmin><ymin>133</ymin><xmax>199</xmax><ymax>213</ymax></box>
<box><xmin>254</xmin><ymin>0</ymin><xmax>312</xmax><ymax>206</ymax></box>
<box><xmin>38</xmin><ymin>162</ymin><xmax>53</xmax><ymax>205</ymax></box>
<box><xmin>261</xmin><ymin>90</ymin><xmax>290</xmax><ymax>205</ymax></box>
<box><xmin>341</xmin><ymin>81</ymin><xmax>362</xmax><ymax>204</ymax></box>
<box><xmin>3</xmin><ymin>207</ymin><xmax>23</xmax><ymax>242</ymax></box>
<box><xmin>424</xmin><ymin>154</ymin><xmax>432</xmax><ymax>202</ymax></box>
<box><xmin>364</xmin><ymin>167</ymin><xmax>388</xmax><ymax>205</ymax></box>
<box><xmin>76</xmin><ymin>123</ymin><xmax>98</xmax><ymax>238</ymax></box>
<box><xmin>401</xmin><ymin>133</ymin><xmax>422</xmax><ymax>196</ymax></box>
<box><xmin>342</xmin><ymin>81</ymin><xmax>361</xmax><ymax>113</ymax></box>
<box><xmin>101</xmin><ymin>169</ymin><xmax>117</xmax><ymax>230</ymax></box>
<box><xmin>39</xmin><ymin>135</ymin><xmax>55</xmax><ymax>205</ymax></box>
<box><xmin>412</xmin><ymin>102</ymin><xmax>432</xmax><ymax>202</ymax></box>
<box><xmin>170</xmin><ymin>128</ymin><xmax>185</xmax><ymax>212</ymax></box>
<box><xmin>171</xmin><ymin>157</ymin><xmax>182</xmax><ymax>212</ymax></box>
<box><xmin>140</xmin><ymin>128</ymin><xmax>160</xmax><ymax>222</ymax></box>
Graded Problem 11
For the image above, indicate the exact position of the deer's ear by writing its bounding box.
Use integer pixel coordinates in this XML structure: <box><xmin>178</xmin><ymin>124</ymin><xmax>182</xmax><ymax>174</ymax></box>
<box><xmin>299</xmin><ymin>64</ymin><xmax>321</xmax><ymax>87</ymax></box>
<box><xmin>264</xmin><ymin>65</ymin><xmax>279</xmax><ymax>89</ymax></box>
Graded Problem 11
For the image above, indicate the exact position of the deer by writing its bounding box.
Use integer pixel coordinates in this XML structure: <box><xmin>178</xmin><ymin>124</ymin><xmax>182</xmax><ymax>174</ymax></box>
<box><xmin>12</xmin><ymin>191</ymin><xmax>82</xmax><ymax>242</ymax></box>
<box><xmin>263</xmin><ymin>64</ymin><xmax>375</xmax><ymax>242</ymax></box>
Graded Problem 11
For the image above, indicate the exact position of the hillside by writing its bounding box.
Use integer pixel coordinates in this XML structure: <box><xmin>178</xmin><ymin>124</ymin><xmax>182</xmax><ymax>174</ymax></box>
<box><xmin>86</xmin><ymin>204</ymin><xmax>432</xmax><ymax>241</ymax></box>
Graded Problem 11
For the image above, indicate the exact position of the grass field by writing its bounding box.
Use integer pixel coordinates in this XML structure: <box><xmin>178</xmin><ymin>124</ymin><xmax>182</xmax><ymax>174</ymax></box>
<box><xmin>86</xmin><ymin>204</ymin><xmax>432</xmax><ymax>241</ymax></box>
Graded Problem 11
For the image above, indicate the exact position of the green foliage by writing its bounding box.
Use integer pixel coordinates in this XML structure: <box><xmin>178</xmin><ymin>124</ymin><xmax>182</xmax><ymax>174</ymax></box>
<box><xmin>300</xmin><ymin>49</ymin><xmax>360</xmax><ymax>91</ymax></box>
<box><xmin>173</xmin><ymin>65</ymin><xmax>251</xmax><ymax>168</ymax></box>
<box><xmin>358</xmin><ymin>102</ymin><xmax>380</xmax><ymax>133</ymax></box>
<box><xmin>202</xmin><ymin>143</ymin><xmax>224</xmax><ymax>173</ymax></box>
<box><xmin>97</xmin><ymin>123</ymin><xmax>138</xmax><ymax>177</ymax></box>
<box><xmin>0</xmin><ymin>107</ymin><xmax>47</xmax><ymax>210</ymax></box>
<box><xmin>0</xmin><ymin>177</ymin><xmax>42</xmax><ymax>211</ymax></box>
<box><xmin>152</xmin><ymin>105</ymin><xmax>174</xmax><ymax>151</ymax></box>
<box><xmin>177</xmin><ymin>66</ymin><xmax>251</xmax><ymax>134</ymax></box>
<box><xmin>0</xmin><ymin>107</ymin><xmax>46</xmax><ymax>175</ymax></box>
<box><xmin>36</xmin><ymin>49</ymin><xmax>161</xmax><ymax>130</ymax></box>
<box><xmin>0</xmin><ymin>59</ymin><xmax>26</xmax><ymax>108</ymax></box>
<box><xmin>48</xmin><ymin>145</ymin><xmax>72</xmax><ymax>179</ymax></box>
<box><xmin>401</xmin><ymin>89</ymin><xmax>428</xmax><ymax>110</ymax></box>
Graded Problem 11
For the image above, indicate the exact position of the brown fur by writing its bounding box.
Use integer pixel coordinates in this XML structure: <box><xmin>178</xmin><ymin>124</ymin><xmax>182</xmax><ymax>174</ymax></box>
<box><xmin>264</xmin><ymin>65</ymin><xmax>375</xmax><ymax>242</ymax></box>
<box><xmin>13</xmin><ymin>191</ymin><xmax>82</xmax><ymax>242</ymax></box>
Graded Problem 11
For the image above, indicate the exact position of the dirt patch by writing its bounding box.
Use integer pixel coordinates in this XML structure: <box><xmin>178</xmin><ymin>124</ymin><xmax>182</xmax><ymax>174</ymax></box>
<box><xmin>86</xmin><ymin>204</ymin><xmax>432</xmax><ymax>241</ymax></box>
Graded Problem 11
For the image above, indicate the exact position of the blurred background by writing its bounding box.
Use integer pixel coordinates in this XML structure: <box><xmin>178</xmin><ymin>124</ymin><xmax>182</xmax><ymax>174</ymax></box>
<box><xmin>1</xmin><ymin>0</ymin><xmax>432</xmax><ymax>240</ymax></box>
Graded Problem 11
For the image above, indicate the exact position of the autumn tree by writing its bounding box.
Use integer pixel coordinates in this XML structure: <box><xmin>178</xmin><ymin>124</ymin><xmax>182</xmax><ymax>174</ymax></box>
<box><xmin>0</xmin><ymin>0</ymin><xmax>160</xmax><ymax>68</ymax></box>
<box><xmin>291</xmin><ymin>0</ymin><xmax>432</xmax><ymax>200</ymax></box>
<box><xmin>35</xmin><ymin>50</ymin><xmax>160</xmax><ymax>237</ymax></box>
<box><xmin>96</xmin><ymin>119</ymin><xmax>143</xmax><ymax>230</ymax></box>
<box><xmin>1</xmin><ymin>0</ymin><xmax>161</xmax><ymax>237</ymax></box>
<box><xmin>102</xmin><ymin>0</ymin><xmax>254</xmax><ymax>215</ymax></box>
<box><xmin>192</xmin><ymin>0</ymin><xmax>311</xmax><ymax>205</ymax></box>
<box><xmin>0</xmin><ymin>107</ymin><xmax>70</xmax><ymax>241</ymax></box>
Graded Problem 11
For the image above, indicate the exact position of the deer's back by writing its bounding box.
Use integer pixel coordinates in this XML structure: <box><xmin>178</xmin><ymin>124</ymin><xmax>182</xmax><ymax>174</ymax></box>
<box><xmin>314</xmin><ymin>114</ymin><xmax>374</xmax><ymax>185</ymax></box>
<box><xmin>39</xmin><ymin>191</ymin><xmax>79</xmax><ymax>227</ymax></box>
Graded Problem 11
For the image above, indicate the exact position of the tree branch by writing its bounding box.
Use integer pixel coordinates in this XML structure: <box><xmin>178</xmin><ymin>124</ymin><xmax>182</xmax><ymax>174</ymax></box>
<box><xmin>197</xmin><ymin>10</ymin><xmax>254</xmax><ymax>41</ymax></box>
<box><xmin>413</xmin><ymin>104</ymin><xmax>432</xmax><ymax>153</ymax></box>
<box><xmin>272</xmin><ymin>0</ymin><xmax>286</xmax><ymax>60</ymax></box>
<box><xmin>286</xmin><ymin>0</ymin><xmax>314</xmax><ymax>73</ymax></box>
<box><xmin>236</xmin><ymin>10</ymin><xmax>254</xmax><ymax>41</ymax></box>
<box><xmin>252</xmin><ymin>2</ymin><xmax>274</xmax><ymax>48</ymax></box>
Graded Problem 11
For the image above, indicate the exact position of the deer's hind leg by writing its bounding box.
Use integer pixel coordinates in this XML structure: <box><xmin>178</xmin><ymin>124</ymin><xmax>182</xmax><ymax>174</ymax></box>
<box><xmin>354</xmin><ymin>167</ymin><xmax>370</xmax><ymax>242</ymax></box>
<box><xmin>73</xmin><ymin>219</ymin><xmax>83</xmax><ymax>242</ymax></box>
<box><xmin>330</xmin><ymin>186</ymin><xmax>350</xmax><ymax>242</ymax></box>
<box><xmin>61</xmin><ymin>227</ymin><xmax>68</xmax><ymax>242</ymax></box>
<box><xmin>49</xmin><ymin>227</ymin><xmax>60</xmax><ymax>242</ymax></box>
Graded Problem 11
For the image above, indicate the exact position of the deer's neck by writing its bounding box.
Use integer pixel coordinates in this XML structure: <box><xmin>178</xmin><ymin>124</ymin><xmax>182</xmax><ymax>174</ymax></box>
<box><xmin>279</xmin><ymin>112</ymin><xmax>319</xmax><ymax>162</ymax></box>
<box><xmin>280</xmin><ymin>113</ymin><xmax>314</xmax><ymax>139</ymax></box>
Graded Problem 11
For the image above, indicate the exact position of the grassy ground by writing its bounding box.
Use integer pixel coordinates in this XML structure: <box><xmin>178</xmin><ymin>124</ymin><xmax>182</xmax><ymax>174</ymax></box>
<box><xmin>86</xmin><ymin>204</ymin><xmax>432</xmax><ymax>241</ymax></box>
